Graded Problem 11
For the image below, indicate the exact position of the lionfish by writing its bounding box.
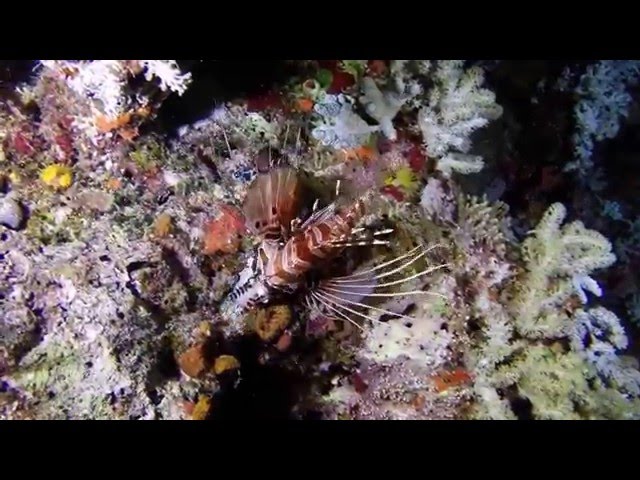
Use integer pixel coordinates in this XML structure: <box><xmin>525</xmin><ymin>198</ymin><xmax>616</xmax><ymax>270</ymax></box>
<box><xmin>219</xmin><ymin>164</ymin><xmax>447</xmax><ymax>332</ymax></box>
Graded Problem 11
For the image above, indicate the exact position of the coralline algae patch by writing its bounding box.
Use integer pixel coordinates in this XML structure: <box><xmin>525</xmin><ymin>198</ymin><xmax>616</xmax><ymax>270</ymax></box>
<box><xmin>202</xmin><ymin>204</ymin><xmax>247</xmax><ymax>255</ymax></box>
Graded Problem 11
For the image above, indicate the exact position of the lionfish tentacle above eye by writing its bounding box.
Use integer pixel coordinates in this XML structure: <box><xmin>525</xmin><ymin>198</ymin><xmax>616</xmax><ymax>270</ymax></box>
<box><xmin>243</xmin><ymin>166</ymin><xmax>303</xmax><ymax>240</ymax></box>
<box><xmin>328</xmin><ymin>225</ymin><xmax>395</xmax><ymax>248</ymax></box>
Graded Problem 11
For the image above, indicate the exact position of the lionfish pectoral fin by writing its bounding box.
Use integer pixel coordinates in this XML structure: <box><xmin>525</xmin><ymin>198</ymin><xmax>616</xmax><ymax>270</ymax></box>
<box><xmin>309</xmin><ymin>291</ymin><xmax>365</xmax><ymax>332</ymax></box>
<box><xmin>312</xmin><ymin>268</ymin><xmax>406</xmax><ymax>327</ymax></box>
<box><xmin>243</xmin><ymin>167</ymin><xmax>302</xmax><ymax>239</ymax></box>
<box><xmin>307</xmin><ymin>269</ymin><xmax>394</xmax><ymax>331</ymax></box>
<box><xmin>308</xmin><ymin>244</ymin><xmax>450</xmax><ymax>328</ymax></box>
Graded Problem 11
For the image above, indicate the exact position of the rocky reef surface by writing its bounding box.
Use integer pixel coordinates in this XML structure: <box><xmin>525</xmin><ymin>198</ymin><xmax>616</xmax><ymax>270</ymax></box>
<box><xmin>1</xmin><ymin>60</ymin><xmax>639</xmax><ymax>420</ymax></box>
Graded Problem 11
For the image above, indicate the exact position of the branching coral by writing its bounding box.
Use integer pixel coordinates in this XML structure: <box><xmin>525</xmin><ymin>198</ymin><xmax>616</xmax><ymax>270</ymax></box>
<box><xmin>40</xmin><ymin>60</ymin><xmax>191</xmax><ymax>120</ymax></box>
<box><xmin>441</xmin><ymin>194</ymin><xmax>518</xmax><ymax>419</ymax></box>
<box><xmin>311</xmin><ymin>94</ymin><xmax>379</xmax><ymax>148</ymax></box>
<box><xmin>493</xmin><ymin>344</ymin><xmax>593</xmax><ymax>420</ymax></box>
<box><xmin>512</xmin><ymin>202</ymin><xmax>616</xmax><ymax>338</ymax></box>
<box><xmin>305</xmin><ymin>60</ymin><xmax>501</xmax><ymax>187</ymax></box>
<box><xmin>40</xmin><ymin>60</ymin><xmax>132</xmax><ymax>120</ymax></box>
<box><xmin>563</xmin><ymin>60</ymin><xmax>640</xmax><ymax>181</ymax></box>
<box><xmin>436</xmin><ymin>153</ymin><xmax>485</xmax><ymax>177</ymax></box>
<box><xmin>453</xmin><ymin>194</ymin><xmax>513</xmax><ymax>261</ymax></box>
<box><xmin>37</xmin><ymin>60</ymin><xmax>191</xmax><ymax>145</ymax></box>
<box><xmin>571</xmin><ymin>307</ymin><xmax>640</xmax><ymax>397</ymax></box>
<box><xmin>359</xmin><ymin>76</ymin><xmax>421</xmax><ymax>141</ymax></box>
<box><xmin>416</xmin><ymin>60</ymin><xmax>502</xmax><ymax>177</ymax></box>
<box><xmin>464</xmin><ymin>202</ymin><xmax>640</xmax><ymax>420</ymax></box>
<box><xmin>139</xmin><ymin>60</ymin><xmax>192</xmax><ymax>95</ymax></box>
<box><xmin>419</xmin><ymin>177</ymin><xmax>456</xmax><ymax>224</ymax></box>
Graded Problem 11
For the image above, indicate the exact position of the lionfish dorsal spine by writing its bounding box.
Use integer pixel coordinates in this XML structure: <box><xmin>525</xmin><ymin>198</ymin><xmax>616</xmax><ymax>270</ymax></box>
<box><xmin>242</xmin><ymin>166</ymin><xmax>302</xmax><ymax>240</ymax></box>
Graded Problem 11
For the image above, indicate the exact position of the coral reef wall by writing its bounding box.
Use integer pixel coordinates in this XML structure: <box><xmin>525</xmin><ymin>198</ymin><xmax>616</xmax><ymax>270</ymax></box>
<box><xmin>1</xmin><ymin>59</ymin><xmax>639</xmax><ymax>420</ymax></box>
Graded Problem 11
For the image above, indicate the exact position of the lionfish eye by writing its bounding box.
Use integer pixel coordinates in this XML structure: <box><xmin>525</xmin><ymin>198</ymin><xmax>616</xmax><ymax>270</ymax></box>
<box><xmin>258</xmin><ymin>247</ymin><xmax>269</xmax><ymax>267</ymax></box>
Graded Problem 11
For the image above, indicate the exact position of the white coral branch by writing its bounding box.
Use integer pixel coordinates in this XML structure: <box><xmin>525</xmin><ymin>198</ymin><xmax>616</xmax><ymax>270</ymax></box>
<box><xmin>359</xmin><ymin>77</ymin><xmax>420</xmax><ymax>140</ymax></box>
<box><xmin>312</xmin><ymin>94</ymin><xmax>379</xmax><ymax>148</ymax></box>
<box><xmin>436</xmin><ymin>153</ymin><xmax>485</xmax><ymax>177</ymax></box>
<box><xmin>514</xmin><ymin>202</ymin><xmax>616</xmax><ymax>338</ymax></box>
<box><xmin>416</xmin><ymin>60</ymin><xmax>502</xmax><ymax>176</ymax></box>
<box><xmin>139</xmin><ymin>60</ymin><xmax>192</xmax><ymax>95</ymax></box>
<box><xmin>571</xmin><ymin>307</ymin><xmax>640</xmax><ymax>396</ymax></box>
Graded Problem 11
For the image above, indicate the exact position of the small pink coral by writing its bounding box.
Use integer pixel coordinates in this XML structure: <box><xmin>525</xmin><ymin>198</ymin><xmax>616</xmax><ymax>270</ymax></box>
<box><xmin>407</xmin><ymin>143</ymin><xmax>427</xmax><ymax>173</ymax></box>
<box><xmin>381</xmin><ymin>184</ymin><xmax>405</xmax><ymax>202</ymax></box>
<box><xmin>54</xmin><ymin>133</ymin><xmax>74</xmax><ymax>161</ymax></box>
<box><xmin>12</xmin><ymin>130</ymin><xmax>36</xmax><ymax>156</ymax></box>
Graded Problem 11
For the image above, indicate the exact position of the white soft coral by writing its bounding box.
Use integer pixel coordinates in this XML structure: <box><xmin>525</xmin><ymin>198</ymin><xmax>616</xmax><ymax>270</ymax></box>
<box><xmin>41</xmin><ymin>60</ymin><xmax>130</xmax><ymax>119</ymax></box>
<box><xmin>39</xmin><ymin>60</ymin><xmax>192</xmax><ymax>120</ymax></box>
<box><xmin>359</xmin><ymin>76</ymin><xmax>421</xmax><ymax>141</ymax></box>
<box><xmin>417</xmin><ymin>60</ymin><xmax>502</xmax><ymax>176</ymax></box>
<box><xmin>311</xmin><ymin>94</ymin><xmax>380</xmax><ymax>148</ymax></box>
<box><xmin>571</xmin><ymin>307</ymin><xmax>640</xmax><ymax>396</ymax></box>
<box><xmin>139</xmin><ymin>60</ymin><xmax>192</xmax><ymax>95</ymax></box>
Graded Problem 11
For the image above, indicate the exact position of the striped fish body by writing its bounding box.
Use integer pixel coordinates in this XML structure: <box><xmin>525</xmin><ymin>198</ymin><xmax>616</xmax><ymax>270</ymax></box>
<box><xmin>222</xmin><ymin>166</ymin><xmax>375</xmax><ymax>322</ymax></box>
<box><xmin>263</xmin><ymin>193</ymin><xmax>370</xmax><ymax>290</ymax></box>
